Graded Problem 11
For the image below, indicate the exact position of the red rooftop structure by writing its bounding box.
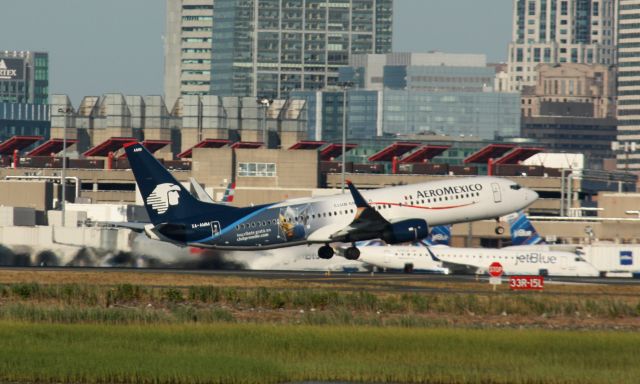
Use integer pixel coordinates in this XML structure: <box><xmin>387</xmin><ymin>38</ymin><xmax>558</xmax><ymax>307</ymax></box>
<box><xmin>288</xmin><ymin>140</ymin><xmax>326</xmax><ymax>150</ymax></box>
<box><xmin>177</xmin><ymin>139</ymin><xmax>231</xmax><ymax>159</ymax></box>
<box><xmin>493</xmin><ymin>147</ymin><xmax>544</xmax><ymax>165</ymax></box>
<box><xmin>319</xmin><ymin>143</ymin><xmax>357</xmax><ymax>161</ymax></box>
<box><xmin>463</xmin><ymin>144</ymin><xmax>518</xmax><ymax>165</ymax></box>
<box><xmin>230</xmin><ymin>141</ymin><xmax>264</xmax><ymax>149</ymax></box>
<box><xmin>26</xmin><ymin>138</ymin><xmax>78</xmax><ymax>157</ymax></box>
<box><xmin>0</xmin><ymin>135</ymin><xmax>44</xmax><ymax>155</ymax></box>
<box><xmin>399</xmin><ymin>145</ymin><xmax>450</xmax><ymax>164</ymax></box>
<box><xmin>368</xmin><ymin>142</ymin><xmax>421</xmax><ymax>162</ymax></box>
<box><xmin>119</xmin><ymin>140</ymin><xmax>171</xmax><ymax>158</ymax></box>
<box><xmin>83</xmin><ymin>137</ymin><xmax>137</xmax><ymax>157</ymax></box>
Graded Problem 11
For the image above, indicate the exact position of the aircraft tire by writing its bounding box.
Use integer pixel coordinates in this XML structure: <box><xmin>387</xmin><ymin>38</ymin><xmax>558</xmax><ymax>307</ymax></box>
<box><xmin>495</xmin><ymin>226</ymin><xmax>505</xmax><ymax>235</ymax></box>
<box><xmin>318</xmin><ymin>245</ymin><xmax>334</xmax><ymax>259</ymax></box>
<box><xmin>345</xmin><ymin>246</ymin><xmax>360</xmax><ymax>261</ymax></box>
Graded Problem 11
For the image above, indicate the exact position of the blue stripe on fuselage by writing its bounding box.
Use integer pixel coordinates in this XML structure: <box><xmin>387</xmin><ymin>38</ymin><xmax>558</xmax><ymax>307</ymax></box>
<box><xmin>191</xmin><ymin>203</ymin><xmax>275</xmax><ymax>244</ymax></box>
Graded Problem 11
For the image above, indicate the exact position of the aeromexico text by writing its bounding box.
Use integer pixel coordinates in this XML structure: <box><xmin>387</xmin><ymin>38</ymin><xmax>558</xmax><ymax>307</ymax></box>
<box><xmin>416</xmin><ymin>183</ymin><xmax>483</xmax><ymax>199</ymax></box>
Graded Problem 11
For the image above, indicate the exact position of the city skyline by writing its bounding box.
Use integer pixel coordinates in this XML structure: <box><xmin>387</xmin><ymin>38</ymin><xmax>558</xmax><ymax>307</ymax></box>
<box><xmin>1</xmin><ymin>0</ymin><xmax>513</xmax><ymax>105</ymax></box>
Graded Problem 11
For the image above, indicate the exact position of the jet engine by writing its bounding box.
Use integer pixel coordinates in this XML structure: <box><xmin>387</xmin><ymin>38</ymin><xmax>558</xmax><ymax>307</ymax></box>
<box><xmin>382</xmin><ymin>219</ymin><xmax>429</xmax><ymax>244</ymax></box>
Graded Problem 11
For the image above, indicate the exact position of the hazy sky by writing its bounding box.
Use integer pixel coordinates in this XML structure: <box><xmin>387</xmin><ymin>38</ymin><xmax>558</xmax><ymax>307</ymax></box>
<box><xmin>1</xmin><ymin>0</ymin><xmax>512</xmax><ymax>105</ymax></box>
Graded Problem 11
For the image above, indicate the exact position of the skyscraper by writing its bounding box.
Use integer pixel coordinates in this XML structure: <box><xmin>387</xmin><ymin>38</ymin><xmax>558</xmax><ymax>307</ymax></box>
<box><xmin>507</xmin><ymin>0</ymin><xmax>616</xmax><ymax>92</ymax></box>
<box><xmin>617</xmin><ymin>0</ymin><xmax>640</xmax><ymax>170</ymax></box>
<box><xmin>164</xmin><ymin>0</ymin><xmax>214</xmax><ymax>111</ymax></box>
<box><xmin>210</xmin><ymin>0</ymin><xmax>393</xmax><ymax>98</ymax></box>
<box><xmin>0</xmin><ymin>50</ymin><xmax>48</xmax><ymax>105</ymax></box>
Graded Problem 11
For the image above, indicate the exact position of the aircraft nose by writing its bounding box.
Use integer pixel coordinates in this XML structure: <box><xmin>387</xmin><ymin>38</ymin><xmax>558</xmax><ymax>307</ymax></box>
<box><xmin>525</xmin><ymin>188</ymin><xmax>538</xmax><ymax>202</ymax></box>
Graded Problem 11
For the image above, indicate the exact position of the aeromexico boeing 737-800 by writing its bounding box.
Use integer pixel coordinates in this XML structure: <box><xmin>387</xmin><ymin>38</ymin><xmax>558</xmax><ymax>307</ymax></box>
<box><xmin>124</xmin><ymin>142</ymin><xmax>538</xmax><ymax>260</ymax></box>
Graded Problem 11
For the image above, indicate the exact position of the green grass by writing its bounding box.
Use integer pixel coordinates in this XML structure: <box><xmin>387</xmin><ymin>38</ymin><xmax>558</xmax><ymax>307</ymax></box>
<box><xmin>0</xmin><ymin>321</ymin><xmax>637</xmax><ymax>384</ymax></box>
<box><xmin>1</xmin><ymin>282</ymin><xmax>640</xmax><ymax>322</ymax></box>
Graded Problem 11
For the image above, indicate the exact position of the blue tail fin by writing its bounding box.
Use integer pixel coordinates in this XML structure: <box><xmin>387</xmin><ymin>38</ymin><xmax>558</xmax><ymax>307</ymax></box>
<box><xmin>416</xmin><ymin>225</ymin><xmax>451</xmax><ymax>246</ymax></box>
<box><xmin>124</xmin><ymin>142</ymin><xmax>238</xmax><ymax>226</ymax></box>
<box><xmin>508</xmin><ymin>211</ymin><xmax>544</xmax><ymax>246</ymax></box>
<box><xmin>427</xmin><ymin>225</ymin><xmax>451</xmax><ymax>246</ymax></box>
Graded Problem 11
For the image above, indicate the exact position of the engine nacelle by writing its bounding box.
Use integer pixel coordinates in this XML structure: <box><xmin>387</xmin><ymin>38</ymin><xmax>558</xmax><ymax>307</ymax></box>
<box><xmin>382</xmin><ymin>219</ymin><xmax>429</xmax><ymax>244</ymax></box>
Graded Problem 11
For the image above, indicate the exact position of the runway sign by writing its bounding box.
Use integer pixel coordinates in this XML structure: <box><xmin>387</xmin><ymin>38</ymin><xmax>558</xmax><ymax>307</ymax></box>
<box><xmin>509</xmin><ymin>275</ymin><xmax>544</xmax><ymax>291</ymax></box>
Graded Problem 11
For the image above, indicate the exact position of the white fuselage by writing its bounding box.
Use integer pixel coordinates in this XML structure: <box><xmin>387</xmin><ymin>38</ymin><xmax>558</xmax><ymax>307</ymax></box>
<box><xmin>357</xmin><ymin>245</ymin><xmax>450</xmax><ymax>274</ymax></box>
<box><xmin>285</xmin><ymin>176</ymin><xmax>537</xmax><ymax>246</ymax></box>
<box><xmin>358</xmin><ymin>245</ymin><xmax>600</xmax><ymax>277</ymax></box>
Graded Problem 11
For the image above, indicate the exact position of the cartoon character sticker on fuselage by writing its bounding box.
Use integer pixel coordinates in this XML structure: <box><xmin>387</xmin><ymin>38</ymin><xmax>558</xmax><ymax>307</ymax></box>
<box><xmin>278</xmin><ymin>205</ymin><xmax>308</xmax><ymax>241</ymax></box>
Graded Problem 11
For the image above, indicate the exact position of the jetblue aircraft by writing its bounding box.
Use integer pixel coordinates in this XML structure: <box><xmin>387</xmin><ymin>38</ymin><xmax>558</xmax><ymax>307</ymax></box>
<box><xmin>357</xmin><ymin>214</ymin><xmax>599</xmax><ymax>276</ymax></box>
<box><xmin>124</xmin><ymin>142</ymin><xmax>538</xmax><ymax>260</ymax></box>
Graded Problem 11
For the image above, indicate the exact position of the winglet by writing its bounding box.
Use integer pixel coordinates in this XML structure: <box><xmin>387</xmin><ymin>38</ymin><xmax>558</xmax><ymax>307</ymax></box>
<box><xmin>346</xmin><ymin>180</ymin><xmax>371</xmax><ymax>208</ymax></box>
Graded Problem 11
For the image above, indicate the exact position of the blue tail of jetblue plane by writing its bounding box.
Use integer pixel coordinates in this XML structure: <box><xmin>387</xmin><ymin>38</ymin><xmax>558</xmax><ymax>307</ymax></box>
<box><xmin>124</xmin><ymin>142</ymin><xmax>239</xmax><ymax>227</ymax></box>
<box><xmin>416</xmin><ymin>225</ymin><xmax>451</xmax><ymax>247</ymax></box>
<box><xmin>427</xmin><ymin>225</ymin><xmax>451</xmax><ymax>246</ymax></box>
<box><xmin>508</xmin><ymin>211</ymin><xmax>544</xmax><ymax>246</ymax></box>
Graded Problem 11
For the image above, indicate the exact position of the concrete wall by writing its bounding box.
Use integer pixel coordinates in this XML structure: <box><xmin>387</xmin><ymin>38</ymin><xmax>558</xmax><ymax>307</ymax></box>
<box><xmin>598</xmin><ymin>193</ymin><xmax>640</xmax><ymax>219</ymax></box>
<box><xmin>0</xmin><ymin>207</ymin><xmax>36</xmax><ymax>226</ymax></box>
<box><xmin>235</xmin><ymin>148</ymin><xmax>318</xmax><ymax>189</ymax></box>
<box><xmin>191</xmin><ymin>147</ymin><xmax>319</xmax><ymax>191</ymax></box>
<box><xmin>191</xmin><ymin>147</ymin><xmax>234</xmax><ymax>189</ymax></box>
<box><xmin>0</xmin><ymin>181</ymin><xmax>53</xmax><ymax>211</ymax></box>
<box><xmin>0</xmin><ymin>168</ymin><xmax>191</xmax><ymax>205</ymax></box>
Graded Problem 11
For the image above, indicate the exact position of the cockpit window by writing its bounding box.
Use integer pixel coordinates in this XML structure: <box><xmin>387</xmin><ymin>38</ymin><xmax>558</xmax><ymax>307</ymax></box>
<box><xmin>510</xmin><ymin>184</ymin><xmax>522</xmax><ymax>190</ymax></box>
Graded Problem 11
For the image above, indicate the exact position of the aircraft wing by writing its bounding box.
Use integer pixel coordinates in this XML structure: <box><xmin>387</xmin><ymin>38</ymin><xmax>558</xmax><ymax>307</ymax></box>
<box><xmin>309</xmin><ymin>181</ymin><xmax>391</xmax><ymax>244</ymax></box>
<box><xmin>98</xmin><ymin>221</ymin><xmax>148</xmax><ymax>232</ymax></box>
<box><xmin>420</xmin><ymin>241</ymin><xmax>480</xmax><ymax>274</ymax></box>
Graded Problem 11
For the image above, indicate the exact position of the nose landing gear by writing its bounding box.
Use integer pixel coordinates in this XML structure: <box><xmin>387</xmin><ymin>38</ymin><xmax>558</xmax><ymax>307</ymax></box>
<box><xmin>494</xmin><ymin>218</ymin><xmax>505</xmax><ymax>235</ymax></box>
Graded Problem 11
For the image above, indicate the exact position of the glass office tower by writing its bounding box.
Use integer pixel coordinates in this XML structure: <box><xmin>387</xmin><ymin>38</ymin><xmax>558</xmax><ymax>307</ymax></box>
<box><xmin>164</xmin><ymin>0</ymin><xmax>215</xmax><ymax>110</ymax></box>
<box><xmin>0</xmin><ymin>51</ymin><xmax>48</xmax><ymax>105</ymax></box>
<box><xmin>507</xmin><ymin>0</ymin><xmax>615</xmax><ymax>91</ymax></box>
<box><xmin>617</xmin><ymin>0</ymin><xmax>640</xmax><ymax>170</ymax></box>
<box><xmin>211</xmin><ymin>0</ymin><xmax>393</xmax><ymax>98</ymax></box>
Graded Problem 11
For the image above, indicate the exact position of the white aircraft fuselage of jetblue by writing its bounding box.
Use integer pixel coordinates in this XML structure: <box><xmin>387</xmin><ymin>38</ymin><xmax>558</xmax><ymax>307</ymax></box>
<box><xmin>124</xmin><ymin>142</ymin><xmax>538</xmax><ymax>260</ymax></box>
<box><xmin>357</xmin><ymin>245</ymin><xmax>599</xmax><ymax>277</ymax></box>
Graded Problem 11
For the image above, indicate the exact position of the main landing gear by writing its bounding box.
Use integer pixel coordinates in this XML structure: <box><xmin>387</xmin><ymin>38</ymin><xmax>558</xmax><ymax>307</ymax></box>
<box><xmin>318</xmin><ymin>244</ymin><xmax>361</xmax><ymax>260</ymax></box>
<box><xmin>318</xmin><ymin>244</ymin><xmax>334</xmax><ymax>259</ymax></box>
<box><xmin>344</xmin><ymin>244</ymin><xmax>360</xmax><ymax>261</ymax></box>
